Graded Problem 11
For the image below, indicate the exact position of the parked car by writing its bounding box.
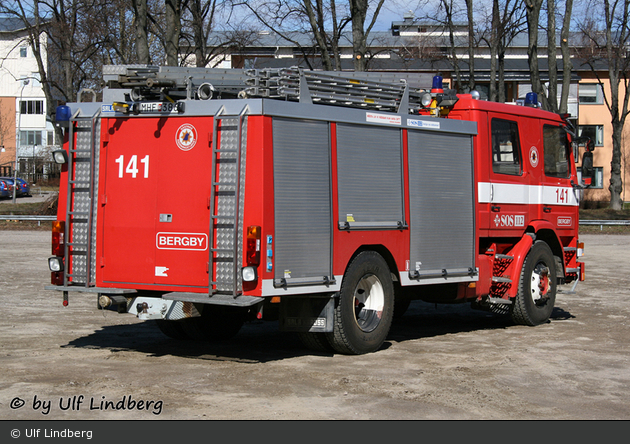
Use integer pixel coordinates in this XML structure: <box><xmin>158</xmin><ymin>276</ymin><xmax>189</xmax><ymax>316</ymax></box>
<box><xmin>0</xmin><ymin>179</ymin><xmax>13</xmax><ymax>198</ymax></box>
<box><xmin>0</xmin><ymin>177</ymin><xmax>30</xmax><ymax>197</ymax></box>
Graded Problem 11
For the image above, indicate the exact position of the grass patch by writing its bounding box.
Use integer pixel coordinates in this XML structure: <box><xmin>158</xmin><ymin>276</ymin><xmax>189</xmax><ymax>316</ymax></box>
<box><xmin>579</xmin><ymin>208</ymin><xmax>630</xmax><ymax>220</ymax></box>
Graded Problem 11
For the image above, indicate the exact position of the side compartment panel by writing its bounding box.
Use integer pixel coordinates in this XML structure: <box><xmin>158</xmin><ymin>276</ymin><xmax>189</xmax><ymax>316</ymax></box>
<box><xmin>336</xmin><ymin>124</ymin><xmax>404</xmax><ymax>229</ymax></box>
<box><xmin>272</xmin><ymin>118</ymin><xmax>332</xmax><ymax>286</ymax></box>
<box><xmin>407</xmin><ymin>130</ymin><xmax>475</xmax><ymax>279</ymax></box>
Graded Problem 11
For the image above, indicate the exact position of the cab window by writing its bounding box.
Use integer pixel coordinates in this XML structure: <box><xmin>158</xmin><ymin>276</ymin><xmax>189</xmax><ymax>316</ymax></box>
<box><xmin>491</xmin><ymin>118</ymin><xmax>522</xmax><ymax>175</ymax></box>
<box><xmin>543</xmin><ymin>125</ymin><xmax>570</xmax><ymax>178</ymax></box>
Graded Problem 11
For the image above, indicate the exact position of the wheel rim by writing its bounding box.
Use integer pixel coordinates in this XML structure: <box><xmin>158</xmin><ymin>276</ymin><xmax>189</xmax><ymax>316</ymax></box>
<box><xmin>353</xmin><ymin>273</ymin><xmax>385</xmax><ymax>332</ymax></box>
<box><xmin>530</xmin><ymin>262</ymin><xmax>550</xmax><ymax>306</ymax></box>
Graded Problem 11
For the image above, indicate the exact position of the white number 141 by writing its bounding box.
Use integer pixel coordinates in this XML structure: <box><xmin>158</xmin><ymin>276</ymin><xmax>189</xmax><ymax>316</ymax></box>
<box><xmin>115</xmin><ymin>155</ymin><xmax>149</xmax><ymax>178</ymax></box>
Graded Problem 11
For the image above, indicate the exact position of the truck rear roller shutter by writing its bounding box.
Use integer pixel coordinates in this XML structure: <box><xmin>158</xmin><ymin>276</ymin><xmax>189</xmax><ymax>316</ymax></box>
<box><xmin>272</xmin><ymin>118</ymin><xmax>333</xmax><ymax>287</ymax></box>
<box><xmin>408</xmin><ymin>130</ymin><xmax>476</xmax><ymax>281</ymax></box>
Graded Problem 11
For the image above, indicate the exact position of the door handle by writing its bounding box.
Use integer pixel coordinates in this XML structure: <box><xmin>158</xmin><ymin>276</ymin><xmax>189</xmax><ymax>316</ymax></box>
<box><xmin>543</xmin><ymin>206</ymin><xmax>552</xmax><ymax>213</ymax></box>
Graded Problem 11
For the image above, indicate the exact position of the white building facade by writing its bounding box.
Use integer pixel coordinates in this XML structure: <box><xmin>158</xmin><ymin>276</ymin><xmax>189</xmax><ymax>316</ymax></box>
<box><xmin>0</xmin><ymin>17</ymin><xmax>53</xmax><ymax>180</ymax></box>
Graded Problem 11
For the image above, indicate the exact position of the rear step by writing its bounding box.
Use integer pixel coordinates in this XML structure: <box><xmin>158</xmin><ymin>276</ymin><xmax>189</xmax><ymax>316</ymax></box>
<box><xmin>162</xmin><ymin>292</ymin><xmax>263</xmax><ymax>307</ymax></box>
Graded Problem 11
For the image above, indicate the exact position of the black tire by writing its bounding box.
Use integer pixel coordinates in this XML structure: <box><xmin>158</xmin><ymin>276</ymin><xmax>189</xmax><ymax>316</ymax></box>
<box><xmin>327</xmin><ymin>251</ymin><xmax>395</xmax><ymax>355</ymax></box>
<box><xmin>511</xmin><ymin>241</ymin><xmax>557</xmax><ymax>326</ymax></box>
<box><xmin>393</xmin><ymin>284</ymin><xmax>413</xmax><ymax>319</ymax></box>
<box><xmin>181</xmin><ymin>306</ymin><xmax>246</xmax><ymax>341</ymax></box>
<box><xmin>155</xmin><ymin>319</ymin><xmax>190</xmax><ymax>340</ymax></box>
<box><xmin>298</xmin><ymin>332</ymin><xmax>335</xmax><ymax>353</ymax></box>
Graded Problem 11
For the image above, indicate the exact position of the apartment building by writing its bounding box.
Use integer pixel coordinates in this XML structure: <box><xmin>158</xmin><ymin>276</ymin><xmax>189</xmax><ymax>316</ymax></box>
<box><xmin>0</xmin><ymin>17</ymin><xmax>53</xmax><ymax>182</ymax></box>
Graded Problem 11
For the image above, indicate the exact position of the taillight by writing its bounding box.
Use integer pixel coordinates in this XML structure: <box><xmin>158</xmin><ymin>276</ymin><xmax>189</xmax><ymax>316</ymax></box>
<box><xmin>50</xmin><ymin>221</ymin><xmax>65</xmax><ymax>285</ymax></box>
<box><xmin>246</xmin><ymin>225</ymin><xmax>261</xmax><ymax>266</ymax></box>
<box><xmin>52</xmin><ymin>221</ymin><xmax>65</xmax><ymax>256</ymax></box>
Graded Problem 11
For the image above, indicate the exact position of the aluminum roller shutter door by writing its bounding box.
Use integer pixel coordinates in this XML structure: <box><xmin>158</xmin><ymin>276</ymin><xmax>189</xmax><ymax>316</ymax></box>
<box><xmin>407</xmin><ymin>130</ymin><xmax>475</xmax><ymax>278</ymax></box>
<box><xmin>336</xmin><ymin>124</ymin><xmax>404</xmax><ymax>228</ymax></box>
<box><xmin>272</xmin><ymin>118</ymin><xmax>332</xmax><ymax>285</ymax></box>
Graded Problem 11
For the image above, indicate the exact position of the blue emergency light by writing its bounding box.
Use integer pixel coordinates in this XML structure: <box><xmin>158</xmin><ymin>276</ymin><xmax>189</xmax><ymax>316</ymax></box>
<box><xmin>56</xmin><ymin>105</ymin><xmax>71</xmax><ymax>123</ymax></box>
<box><xmin>431</xmin><ymin>75</ymin><xmax>444</xmax><ymax>93</ymax></box>
<box><xmin>525</xmin><ymin>92</ymin><xmax>538</xmax><ymax>107</ymax></box>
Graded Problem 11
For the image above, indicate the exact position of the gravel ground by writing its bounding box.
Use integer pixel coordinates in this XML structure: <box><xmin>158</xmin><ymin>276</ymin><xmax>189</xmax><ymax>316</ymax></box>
<box><xmin>0</xmin><ymin>231</ymin><xmax>628</xmax><ymax>420</ymax></box>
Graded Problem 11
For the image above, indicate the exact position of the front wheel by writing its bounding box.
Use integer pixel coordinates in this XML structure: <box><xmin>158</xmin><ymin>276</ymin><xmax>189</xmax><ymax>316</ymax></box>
<box><xmin>327</xmin><ymin>251</ymin><xmax>394</xmax><ymax>354</ymax></box>
<box><xmin>511</xmin><ymin>241</ymin><xmax>557</xmax><ymax>326</ymax></box>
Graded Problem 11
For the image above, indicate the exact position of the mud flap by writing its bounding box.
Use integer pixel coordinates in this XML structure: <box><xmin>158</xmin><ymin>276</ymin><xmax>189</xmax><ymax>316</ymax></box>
<box><xmin>278</xmin><ymin>295</ymin><xmax>335</xmax><ymax>333</ymax></box>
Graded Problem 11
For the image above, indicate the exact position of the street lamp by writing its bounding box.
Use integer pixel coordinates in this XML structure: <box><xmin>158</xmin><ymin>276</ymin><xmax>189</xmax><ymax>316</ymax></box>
<box><xmin>13</xmin><ymin>78</ymin><xmax>29</xmax><ymax>204</ymax></box>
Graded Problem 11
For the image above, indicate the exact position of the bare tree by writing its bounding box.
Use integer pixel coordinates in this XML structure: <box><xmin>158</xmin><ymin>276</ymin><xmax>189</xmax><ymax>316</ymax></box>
<box><xmin>479</xmin><ymin>0</ymin><xmax>525</xmax><ymax>102</ymax></box>
<box><xmin>0</xmin><ymin>1</ymin><xmax>64</xmax><ymax>143</ymax></box>
<box><xmin>348</xmin><ymin>0</ymin><xmax>384</xmax><ymax>71</ymax></box>
<box><xmin>133</xmin><ymin>0</ymin><xmax>151</xmax><ymax>64</ymax></box>
<box><xmin>558</xmin><ymin>0</ymin><xmax>573</xmax><ymax>114</ymax></box>
<box><xmin>525</xmin><ymin>0</ymin><xmax>547</xmax><ymax>107</ymax></box>
<box><xmin>166</xmin><ymin>0</ymin><xmax>184</xmax><ymax>66</ymax></box>
<box><xmin>577</xmin><ymin>0</ymin><xmax>630</xmax><ymax>210</ymax></box>
<box><xmin>546</xmin><ymin>0</ymin><xmax>558</xmax><ymax>111</ymax></box>
<box><xmin>439</xmin><ymin>0</ymin><xmax>462</xmax><ymax>92</ymax></box>
<box><xmin>241</xmin><ymin>0</ymin><xmax>351</xmax><ymax>71</ymax></box>
<box><xmin>465</xmin><ymin>0</ymin><xmax>476</xmax><ymax>92</ymax></box>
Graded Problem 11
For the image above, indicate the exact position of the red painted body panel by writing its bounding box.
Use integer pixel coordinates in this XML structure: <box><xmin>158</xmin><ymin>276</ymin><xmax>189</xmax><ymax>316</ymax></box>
<box><xmin>97</xmin><ymin>116</ymin><xmax>214</xmax><ymax>290</ymax></box>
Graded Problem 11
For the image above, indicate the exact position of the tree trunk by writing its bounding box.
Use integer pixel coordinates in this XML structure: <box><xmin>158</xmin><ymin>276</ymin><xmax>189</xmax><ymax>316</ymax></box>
<box><xmin>349</xmin><ymin>0</ymin><xmax>384</xmax><ymax>71</ymax></box>
<box><xmin>489</xmin><ymin>0</ymin><xmax>499</xmax><ymax>101</ymax></box>
<box><xmin>442</xmin><ymin>0</ymin><xmax>461</xmax><ymax>92</ymax></box>
<box><xmin>559</xmin><ymin>0</ymin><xmax>573</xmax><ymax>114</ymax></box>
<box><xmin>165</xmin><ymin>0</ymin><xmax>181</xmax><ymax>66</ymax></box>
<box><xmin>465</xmin><ymin>0</ymin><xmax>475</xmax><ymax>92</ymax></box>
<box><xmin>525</xmin><ymin>0</ymin><xmax>548</xmax><ymax>109</ymax></box>
<box><xmin>546</xmin><ymin>0</ymin><xmax>558</xmax><ymax>112</ymax></box>
<box><xmin>304</xmin><ymin>0</ymin><xmax>334</xmax><ymax>70</ymax></box>
<box><xmin>133</xmin><ymin>0</ymin><xmax>150</xmax><ymax>64</ymax></box>
<box><xmin>610</xmin><ymin>124</ymin><xmax>624</xmax><ymax>209</ymax></box>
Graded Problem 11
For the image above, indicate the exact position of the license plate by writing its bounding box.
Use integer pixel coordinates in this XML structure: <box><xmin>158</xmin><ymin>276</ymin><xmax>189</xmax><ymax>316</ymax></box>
<box><xmin>136</xmin><ymin>102</ymin><xmax>183</xmax><ymax>114</ymax></box>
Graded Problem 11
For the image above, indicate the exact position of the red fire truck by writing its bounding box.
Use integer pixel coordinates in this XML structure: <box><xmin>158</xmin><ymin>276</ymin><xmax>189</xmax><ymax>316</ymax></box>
<box><xmin>46</xmin><ymin>66</ymin><xmax>588</xmax><ymax>354</ymax></box>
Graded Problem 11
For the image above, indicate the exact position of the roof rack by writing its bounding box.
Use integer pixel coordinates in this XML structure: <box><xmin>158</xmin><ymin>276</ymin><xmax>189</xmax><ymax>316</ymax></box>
<box><xmin>102</xmin><ymin>65</ymin><xmax>437</xmax><ymax>114</ymax></box>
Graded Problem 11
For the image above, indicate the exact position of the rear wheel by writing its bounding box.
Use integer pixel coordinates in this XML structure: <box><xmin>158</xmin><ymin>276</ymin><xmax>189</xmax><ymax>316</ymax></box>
<box><xmin>298</xmin><ymin>332</ymin><xmax>335</xmax><ymax>353</ymax></box>
<box><xmin>511</xmin><ymin>241</ymin><xmax>557</xmax><ymax>326</ymax></box>
<box><xmin>155</xmin><ymin>319</ymin><xmax>190</xmax><ymax>340</ymax></box>
<box><xmin>393</xmin><ymin>284</ymin><xmax>413</xmax><ymax>319</ymax></box>
<box><xmin>327</xmin><ymin>251</ymin><xmax>394</xmax><ymax>355</ymax></box>
<box><xmin>181</xmin><ymin>306</ymin><xmax>247</xmax><ymax>341</ymax></box>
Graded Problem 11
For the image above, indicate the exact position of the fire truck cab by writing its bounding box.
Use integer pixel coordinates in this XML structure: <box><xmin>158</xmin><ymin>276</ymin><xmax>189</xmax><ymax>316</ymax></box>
<box><xmin>46</xmin><ymin>66</ymin><xmax>585</xmax><ymax>354</ymax></box>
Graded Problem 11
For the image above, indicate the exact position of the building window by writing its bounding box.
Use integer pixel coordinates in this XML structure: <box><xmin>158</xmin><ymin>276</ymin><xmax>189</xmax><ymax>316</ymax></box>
<box><xmin>579</xmin><ymin>83</ymin><xmax>604</xmax><ymax>104</ymax></box>
<box><xmin>47</xmin><ymin>130</ymin><xmax>55</xmax><ymax>146</ymax></box>
<box><xmin>19</xmin><ymin>130</ymin><xmax>42</xmax><ymax>146</ymax></box>
<box><xmin>20</xmin><ymin>46</ymin><xmax>27</xmax><ymax>57</ymax></box>
<box><xmin>543</xmin><ymin>124</ymin><xmax>570</xmax><ymax>178</ymax></box>
<box><xmin>19</xmin><ymin>100</ymin><xmax>44</xmax><ymax>115</ymax></box>
<box><xmin>577</xmin><ymin>167</ymin><xmax>604</xmax><ymax>189</ymax></box>
<box><xmin>30</xmin><ymin>72</ymin><xmax>41</xmax><ymax>88</ymax></box>
<box><xmin>491</xmin><ymin>118</ymin><xmax>522</xmax><ymax>175</ymax></box>
<box><xmin>578</xmin><ymin>125</ymin><xmax>604</xmax><ymax>146</ymax></box>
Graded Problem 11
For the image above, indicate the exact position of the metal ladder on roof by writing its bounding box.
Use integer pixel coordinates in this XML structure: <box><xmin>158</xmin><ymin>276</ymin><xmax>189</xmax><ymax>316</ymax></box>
<box><xmin>208</xmin><ymin>105</ymin><xmax>249</xmax><ymax>297</ymax></box>
<box><xmin>241</xmin><ymin>67</ymin><xmax>433</xmax><ymax>113</ymax></box>
<box><xmin>63</xmin><ymin>109</ymin><xmax>100</xmax><ymax>287</ymax></box>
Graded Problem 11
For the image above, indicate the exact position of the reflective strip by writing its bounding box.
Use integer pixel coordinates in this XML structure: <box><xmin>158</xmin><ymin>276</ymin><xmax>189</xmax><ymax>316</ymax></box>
<box><xmin>478</xmin><ymin>182</ymin><xmax>579</xmax><ymax>206</ymax></box>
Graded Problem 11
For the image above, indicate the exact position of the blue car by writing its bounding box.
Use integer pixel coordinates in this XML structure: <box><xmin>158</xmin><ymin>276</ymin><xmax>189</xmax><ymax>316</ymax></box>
<box><xmin>0</xmin><ymin>177</ymin><xmax>30</xmax><ymax>197</ymax></box>
<box><xmin>0</xmin><ymin>179</ymin><xmax>13</xmax><ymax>198</ymax></box>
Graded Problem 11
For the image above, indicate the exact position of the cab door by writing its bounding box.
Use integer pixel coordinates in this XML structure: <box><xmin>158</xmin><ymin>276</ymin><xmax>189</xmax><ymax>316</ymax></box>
<box><xmin>538</xmin><ymin>124</ymin><xmax>579</xmax><ymax>232</ymax></box>
<box><xmin>482</xmin><ymin>115</ymin><xmax>531</xmax><ymax>236</ymax></box>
